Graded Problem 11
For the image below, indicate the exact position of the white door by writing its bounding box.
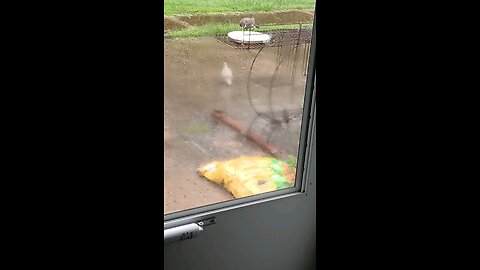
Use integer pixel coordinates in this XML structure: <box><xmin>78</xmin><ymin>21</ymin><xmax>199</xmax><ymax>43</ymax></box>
<box><xmin>164</xmin><ymin>10</ymin><xmax>317</xmax><ymax>270</ymax></box>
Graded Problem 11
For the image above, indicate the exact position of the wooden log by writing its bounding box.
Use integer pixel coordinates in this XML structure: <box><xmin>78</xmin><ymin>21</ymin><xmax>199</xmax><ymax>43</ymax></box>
<box><xmin>212</xmin><ymin>110</ymin><xmax>284</xmax><ymax>158</ymax></box>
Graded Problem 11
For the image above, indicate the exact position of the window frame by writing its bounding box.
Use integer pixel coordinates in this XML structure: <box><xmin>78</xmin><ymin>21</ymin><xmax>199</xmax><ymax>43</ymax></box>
<box><xmin>164</xmin><ymin>14</ymin><xmax>317</xmax><ymax>227</ymax></box>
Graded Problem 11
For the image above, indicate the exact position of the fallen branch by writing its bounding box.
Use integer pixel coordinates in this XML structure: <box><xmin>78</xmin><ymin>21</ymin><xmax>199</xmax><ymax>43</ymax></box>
<box><xmin>212</xmin><ymin>110</ymin><xmax>285</xmax><ymax>158</ymax></box>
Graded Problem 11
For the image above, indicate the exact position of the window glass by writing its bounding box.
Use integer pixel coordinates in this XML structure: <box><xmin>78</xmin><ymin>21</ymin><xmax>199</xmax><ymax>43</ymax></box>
<box><xmin>164</xmin><ymin>0</ymin><xmax>316</xmax><ymax>214</ymax></box>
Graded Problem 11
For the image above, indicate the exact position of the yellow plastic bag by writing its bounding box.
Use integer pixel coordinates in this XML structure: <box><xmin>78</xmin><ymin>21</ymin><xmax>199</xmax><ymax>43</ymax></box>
<box><xmin>198</xmin><ymin>156</ymin><xmax>295</xmax><ymax>198</ymax></box>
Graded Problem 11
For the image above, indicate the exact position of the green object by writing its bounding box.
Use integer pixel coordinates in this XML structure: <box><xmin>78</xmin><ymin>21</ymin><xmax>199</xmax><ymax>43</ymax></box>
<box><xmin>276</xmin><ymin>181</ymin><xmax>292</xmax><ymax>189</ymax></box>
<box><xmin>270</xmin><ymin>174</ymin><xmax>290</xmax><ymax>189</ymax></box>
<box><xmin>268</xmin><ymin>159</ymin><xmax>292</xmax><ymax>189</ymax></box>
<box><xmin>269</xmin><ymin>159</ymin><xmax>285</xmax><ymax>174</ymax></box>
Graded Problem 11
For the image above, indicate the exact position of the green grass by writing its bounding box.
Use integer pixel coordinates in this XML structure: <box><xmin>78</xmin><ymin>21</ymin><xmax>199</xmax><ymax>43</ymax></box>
<box><xmin>166</xmin><ymin>23</ymin><xmax>239</xmax><ymax>38</ymax></box>
<box><xmin>164</xmin><ymin>0</ymin><xmax>315</xmax><ymax>16</ymax></box>
<box><xmin>165</xmin><ymin>23</ymin><xmax>312</xmax><ymax>38</ymax></box>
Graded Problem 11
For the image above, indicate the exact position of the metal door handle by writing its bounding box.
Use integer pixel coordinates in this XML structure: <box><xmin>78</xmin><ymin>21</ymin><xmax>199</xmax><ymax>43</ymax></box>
<box><xmin>164</xmin><ymin>218</ymin><xmax>215</xmax><ymax>244</ymax></box>
<box><xmin>164</xmin><ymin>223</ymin><xmax>203</xmax><ymax>244</ymax></box>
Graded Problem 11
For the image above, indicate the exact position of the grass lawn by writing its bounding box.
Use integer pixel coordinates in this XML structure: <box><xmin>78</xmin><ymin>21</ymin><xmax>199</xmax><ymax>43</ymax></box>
<box><xmin>164</xmin><ymin>0</ymin><xmax>315</xmax><ymax>16</ymax></box>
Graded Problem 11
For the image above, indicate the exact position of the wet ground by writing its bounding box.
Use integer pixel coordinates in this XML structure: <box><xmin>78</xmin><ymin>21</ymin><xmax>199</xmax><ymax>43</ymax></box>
<box><xmin>164</xmin><ymin>37</ymin><xmax>310</xmax><ymax>214</ymax></box>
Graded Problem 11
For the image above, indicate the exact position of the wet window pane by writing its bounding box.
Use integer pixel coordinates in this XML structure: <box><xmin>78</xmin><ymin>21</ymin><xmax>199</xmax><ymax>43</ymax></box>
<box><xmin>164</xmin><ymin>0</ymin><xmax>315</xmax><ymax>214</ymax></box>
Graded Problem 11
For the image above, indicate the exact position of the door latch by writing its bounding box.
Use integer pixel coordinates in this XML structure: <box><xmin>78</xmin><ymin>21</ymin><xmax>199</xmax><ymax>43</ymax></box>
<box><xmin>197</xmin><ymin>217</ymin><xmax>216</xmax><ymax>227</ymax></box>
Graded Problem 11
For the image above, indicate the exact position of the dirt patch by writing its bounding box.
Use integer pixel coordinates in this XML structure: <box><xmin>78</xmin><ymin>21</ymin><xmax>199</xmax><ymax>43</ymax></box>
<box><xmin>165</xmin><ymin>10</ymin><xmax>314</xmax><ymax>31</ymax></box>
<box><xmin>164</xmin><ymin>17</ymin><xmax>191</xmax><ymax>31</ymax></box>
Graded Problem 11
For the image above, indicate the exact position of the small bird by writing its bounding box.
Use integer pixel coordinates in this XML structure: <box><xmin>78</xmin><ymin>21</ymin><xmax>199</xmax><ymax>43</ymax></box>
<box><xmin>239</xmin><ymin>18</ymin><xmax>258</xmax><ymax>45</ymax></box>
<box><xmin>222</xmin><ymin>62</ymin><xmax>233</xmax><ymax>85</ymax></box>
<box><xmin>239</xmin><ymin>18</ymin><xmax>257</xmax><ymax>30</ymax></box>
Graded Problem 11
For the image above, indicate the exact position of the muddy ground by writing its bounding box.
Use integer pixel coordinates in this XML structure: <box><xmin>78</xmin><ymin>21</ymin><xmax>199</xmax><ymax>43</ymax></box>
<box><xmin>164</xmin><ymin>37</ymin><xmax>310</xmax><ymax>214</ymax></box>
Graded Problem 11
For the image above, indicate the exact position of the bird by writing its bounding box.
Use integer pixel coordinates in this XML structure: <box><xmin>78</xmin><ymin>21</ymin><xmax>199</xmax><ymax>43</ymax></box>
<box><xmin>239</xmin><ymin>18</ymin><xmax>257</xmax><ymax>30</ymax></box>
<box><xmin>222</xmin><ymin>62</ymin><xmax>233</xmax><ymax>85</ymax></box>
<box><xmin>239</xmin><ymin>18</ymin><xmax>258</xmax><ymax>44</ymax></box>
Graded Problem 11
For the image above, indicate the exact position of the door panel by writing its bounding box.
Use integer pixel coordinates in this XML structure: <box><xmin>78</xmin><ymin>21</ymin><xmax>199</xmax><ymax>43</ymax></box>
<box><xmin>164</xmin><ymin>110</ymin><xmax>316</xmax><ymax>269</ymax></box>
<box><xmin>164</xmin><ymin>3</ymin><xmax>317</xmax><ymax>268</ymax></box>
